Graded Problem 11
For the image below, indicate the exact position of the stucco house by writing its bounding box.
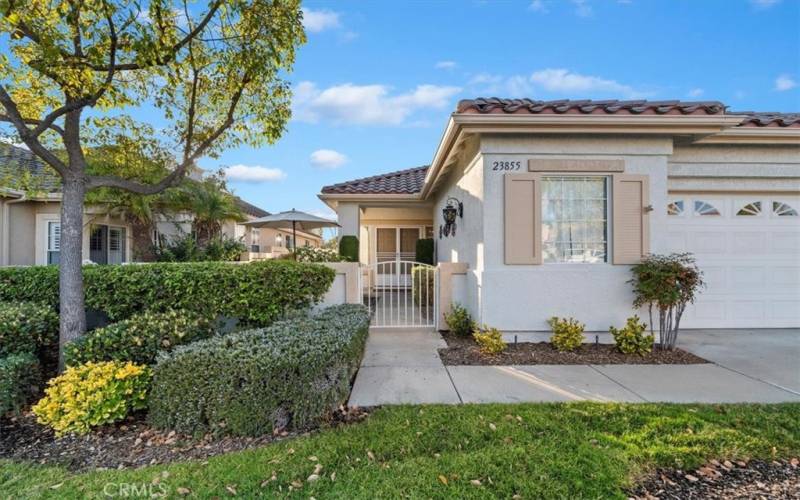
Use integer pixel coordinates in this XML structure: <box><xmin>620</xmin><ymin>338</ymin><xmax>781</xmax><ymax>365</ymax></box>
<box><xmin>319</xmin><ymin>99</ymin><xmax>800</xmax><ymax>331</ymax></box>
<box><xmin>0</xmin><ymin>143</ymin><xmax>133</xmax><ymax>266</ymax></box>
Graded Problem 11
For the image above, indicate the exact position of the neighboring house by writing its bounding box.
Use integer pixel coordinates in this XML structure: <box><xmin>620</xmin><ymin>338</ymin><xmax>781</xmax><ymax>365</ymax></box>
<box><xmin>154</xmin><ymin>196</ymin><xmax>322</xmax><ymax>260</ymax></box>
<box><xmin>320</xmin><ymin>99</ymin><xmax>800</xmax><ymax>330</ymax></box>
<box><xmin>0</xmin><ymin>143</ymin><xmax>133</xmax><ymax>266</ymax></box>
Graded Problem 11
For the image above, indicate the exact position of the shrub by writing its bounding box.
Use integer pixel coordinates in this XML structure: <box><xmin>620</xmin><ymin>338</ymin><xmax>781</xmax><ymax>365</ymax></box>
<box><xmin>32</xmin><ymin>361</ymin><xmax>151</xmax><ymax>436</ymax></box>
<box><xmin>473</xmin><ymin>325</ymin><xmax>506</xmax><ymax>355</ymax></box>
<box><xmin>547</xmin><ymin>316</ymin><xmax>585</xmax><ymax>352</ymax></box>
<box><xmin>149</xmin><ymin>304</ymin><xmax>369</xmax><ymax>436</ymax></box>
<box><xmin>444</xmin><ymin>303</ymin><xmax>475</xmax><ymax>337</ymax></box>
<box><xmin>154</xmin><ymin>234</ymin><xmax>246</xmax><ymax>262</ymax></box>
<box><xmin>411</xmin><ymin>265</ymin><xmax>435</xmax><ymax>306</ymax></box>
<box><xmin>0</xmin><ymin>261</ymin><xmax>335</xmax><ymax>326</ymax></box>
<box><xmin>610</xmin><ymin>315</ymin><xmax>654</xmax><ymax>355</ymax></box>
<box><xmin>0</xmin><ymin>353</ymin><xmax>41</xmax><ymax>416</ymax></box>
<box><xmin>0</xmin><ymin>301</ymin><xmax>58</xmax><ymax>357</ymax></box>
<box><xmin>295</xmin><ymin>246</ymin><xmax>342</xmax><ymax>262</ymax></box>
<box><xmin>338</xmin><ymin>235</ymin><xmax>359</xmax><ymax>262</ymax></box>
<box><xmin>629</xmin><ymin>253</ymin><xmax>705</xmax><ymax>350</ymax></box>
<box><xmin>64</xmin><ymin>310</ymin><xmax>215</xmax><ymax>367</ymax></box>
<box><xmin>415</xmin><ymin>238</ymin><xmax>434</xmax><ymax>265</ymax></box>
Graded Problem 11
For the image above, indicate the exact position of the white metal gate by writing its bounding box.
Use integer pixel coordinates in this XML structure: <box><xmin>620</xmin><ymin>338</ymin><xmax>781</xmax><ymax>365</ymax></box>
<box><xmin>360</xmin><ymin>261</ymin><xmax>438</xmax><ymax>328</ymax></box>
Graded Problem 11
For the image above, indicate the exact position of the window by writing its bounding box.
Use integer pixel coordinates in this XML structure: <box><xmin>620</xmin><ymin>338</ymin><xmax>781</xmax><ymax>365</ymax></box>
<box><xmin>694</xmin><ymin>200</ymin><xmax>720</xmax><ymax>216</ymax></box>
<box><xmin>773</xmin><ymin>201</ymin><xmax>798</xmax><ymax>217</ymax></box>
<box><xmin>541</xmin><ymin>176</ymin><xmax>608</xmax><ymax>263</ymax></box>
<box><xmin>89</xmin><ymin>224</ymin><xmax>126</xmax><ymax>264</ymax></box>
<box><xmin>667</xmin><ymin>200</ymin><xmax>684</xmax><ymax>216</ymax></box>
<box><xmin>47</xmin><ymin>221</ymin><xmax>60</xmax><ymax>265</ymax></box>
<box><xmin>736</xmin><ymin>201</ymin><xmax>762</xmax><ymax>216</ymax></box>
<box><xmin>275</xmin><ymin>234</ymin><xmax>283</xmax><ymax>247</ymax></box>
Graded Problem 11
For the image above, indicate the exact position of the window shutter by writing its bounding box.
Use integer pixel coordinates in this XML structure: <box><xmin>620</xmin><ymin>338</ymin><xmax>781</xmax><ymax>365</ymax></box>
<box><xmin>504</xmin><ymin>173</ymin><xmax>542</xmax><ymax>265</ymax></box>
<box><xmin>612</xmin><ymin>174</ymin><xmax>650</xmax><ymax>264</ymax></box>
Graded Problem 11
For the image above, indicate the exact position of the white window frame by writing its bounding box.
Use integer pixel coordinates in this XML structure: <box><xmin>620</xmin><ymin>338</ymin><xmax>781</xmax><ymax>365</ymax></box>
<box><xmin>35</xmin><ymin>213</ymin><xmax>61</xmax><ymax>265</ymax></box>
<box><xmin>541</xmin><ymin>175</ymin><xmax>611</xmax><ymax>264</ymax></box>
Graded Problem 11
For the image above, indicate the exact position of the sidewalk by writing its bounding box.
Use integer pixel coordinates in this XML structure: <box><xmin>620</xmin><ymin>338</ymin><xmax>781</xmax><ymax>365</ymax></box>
<box><xmin>348</xmin><ymin>328</ymin><xmax>800</xmax><ymax>406</ymax></box>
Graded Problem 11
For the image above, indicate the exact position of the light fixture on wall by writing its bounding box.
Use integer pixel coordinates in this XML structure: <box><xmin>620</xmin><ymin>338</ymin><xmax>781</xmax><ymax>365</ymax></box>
<box><xmin>439</xmin><ymin>197</ymin><xmax>463</xmax><ymax>238</ymax></box>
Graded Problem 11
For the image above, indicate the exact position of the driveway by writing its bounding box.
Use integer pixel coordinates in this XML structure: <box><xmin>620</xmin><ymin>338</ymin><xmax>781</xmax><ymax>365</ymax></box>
<box><xmin>348</xmin><ymin>328</ymin><xmax>800</xmax><ymax>406</ymax></box>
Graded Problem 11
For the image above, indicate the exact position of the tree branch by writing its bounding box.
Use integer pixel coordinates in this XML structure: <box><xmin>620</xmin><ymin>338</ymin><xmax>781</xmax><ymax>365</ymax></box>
<box><xmin>0</xmin><ymin>85</ymin><xmax>69</xmax><ymax>176</ymax></box>
<box><xmin>0</xmin><ymin>114</ymin><xmax>65</xmax><ymax>137</ymax></box>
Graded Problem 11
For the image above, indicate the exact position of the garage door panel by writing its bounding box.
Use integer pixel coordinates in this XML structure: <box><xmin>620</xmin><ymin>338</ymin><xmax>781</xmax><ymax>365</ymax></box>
<box><xmin>667</xmin><ymin>194</ymin><xmax>800</xmax><ymax>328</ymax></box>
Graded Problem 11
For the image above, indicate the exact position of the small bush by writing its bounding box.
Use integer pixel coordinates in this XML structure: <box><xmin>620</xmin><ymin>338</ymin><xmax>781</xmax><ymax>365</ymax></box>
<box><xmin>154</xmin><ymin>234</ymin><xmax>246</xmax><ymax>262</ymax></box>
<box><xmin>149</xmin><ymin>304</ymin><xmax>369</xmax><ymax>436</ymax></box>
<box><xmin>547</xmin><ymin>316</ymin><xmax>585</xmax><ymax>352</ymax></box>
<box><xmin>0</xmin><ymin>353</ymin><xmax>41</xmax><ymax>416</ymax></box>
<box><xmin>0</xmin><ymin>261</ymin><xmax>335</xmax><ymax>326</ymax></box>
<box><xmin>411</xmin><ymin>265</ymin><xmax>435</xmax><ymax>306</ymax></box>
<box><xmin>444</xmin><ymin>303</ymin><xmax>475</xmax><ymax>337</ymax></box>
<box><xmin>473</xmin><ymin>325</ymin><xmax>506</xmax><ymax>355</ymax></box>
<box><xmin>0</xmin><ymin>301</ymin><xmax>58</xmax><ymax>357</ymax></box>
<box><xmin>415</xmin><ymin>238</ymin><xmax>434</xmax><ymax>265</ymax></box>
<box><xmin>32</xmin><ymin>361</ymin><xmax>151</xmax><ymax>436</ymax></box>
<box><xmin>610</xmin><ymin>316</ymin><xmax>654</xmax><ymax>355</ymax></box>
<box><xmin>64</xmin><ymin>310</ymin><xmax>215</xmax><ymax>367</ymax></box>
<box><xmin>338</xmin><ymin>235</ymin><xmax>359</xmax><ymax>262</ymax></box>
<box><xmin>295</xmin><ymin>246</ymin><xmax>341</xmax><ymax>262</ymax></box>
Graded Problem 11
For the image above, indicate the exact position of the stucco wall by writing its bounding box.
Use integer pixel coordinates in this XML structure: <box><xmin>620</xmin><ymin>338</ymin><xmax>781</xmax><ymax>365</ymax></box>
<box><xmin>478</xmin><ymin>134</ymin><xmax>672</xmax><ymax>331</ymax></box>
<box><xmin>8</xmin><ymin>201</ymin><xmax>40</xmax><ymax>266</ymax></box>
<box><xmin>433</xmin><ymin>137</ymin><xmax>484</xmax><ymax>319</ymax></box>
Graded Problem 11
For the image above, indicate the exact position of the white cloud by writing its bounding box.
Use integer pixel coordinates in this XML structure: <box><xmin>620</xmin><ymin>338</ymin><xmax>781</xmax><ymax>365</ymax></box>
<box><xmin>223</xmin><ymin>164</ymin><xmax>286</xmax><ymax>183</ymax></box>
<box><xmin>687</xmin><ymin>88</ymin><xmax>704</xmax><ymax>98</ymax></box>
<box><xmin>301</xmin><ymin>8</ymin><xmax>341</xmax><ymax>33</ymax></box>
<box><xmin>310</xmin><ymin>149</ymin><xmax>348</xmax><ymax>169</ymax></box>
<box><xmin>751</xmin><ymin>0</ymin><xmax>781</xmax><ymax>8</ymax></box>
<box><xmin>571</xmin><ymin>0</ymin><xmax>592</xmax><ymax>17</ymax></box>
<box><xmin>530</xmin><ymin>68</ymin><xmax>644</xmax><ymax>98</ymax></box>
<box><xmin>435</xmin><ymin>61</ymin><xmax>457</xmax><ymax>70</ymax></box>
<box><xmin>292</xmin><ymin>82</ymin><xmax>461</xmax><ymax>126</ymax></box>
<box><xmin>775</xmin><ymin>74</ymin><xmax>797</xmax><ymax>91</ymax></box>
<box><xmin>529</xmin><ymin>0</ymin><xmax>549</xmax><ymax>12</ymax></box>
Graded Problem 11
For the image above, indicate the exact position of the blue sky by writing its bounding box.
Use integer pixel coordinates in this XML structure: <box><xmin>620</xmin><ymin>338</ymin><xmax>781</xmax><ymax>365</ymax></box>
<box><xmin>216</xmin><ymin>0</ymin><xmax>799</xmax><ymax>219</ymax></box>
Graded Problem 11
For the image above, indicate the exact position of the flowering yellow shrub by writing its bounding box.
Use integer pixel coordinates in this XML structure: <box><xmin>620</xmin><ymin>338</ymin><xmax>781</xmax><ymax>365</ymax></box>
<box><xmin>547</xmin><ymin>316</ymin><xmax>585</xmax><ymax>352</ymax></box>
<box><xmin>473</xmin><ymin>325</ymin><xmax>507</xmax><ymax>355</ymax></box>
<box><xmin>32</xmin><ymin>361</ymin><xmax>151</xmax><ymax>436</ymax></box>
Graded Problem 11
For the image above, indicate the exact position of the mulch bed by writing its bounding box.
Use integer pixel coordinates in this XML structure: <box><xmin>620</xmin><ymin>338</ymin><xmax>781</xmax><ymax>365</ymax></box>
<box><xmin>0</xmin><ymin>406</ymin><xmax>370</xmax><ymax>472</ymax></box>
<box><xmin>439</xmin><ymin>333</ymin><xmax>709</xmax><ymax>366</ymax></box>
<box><xmin>630</xmin><ymin>458</ymin><xmax>800</xmax><ymax>499</ymax></box>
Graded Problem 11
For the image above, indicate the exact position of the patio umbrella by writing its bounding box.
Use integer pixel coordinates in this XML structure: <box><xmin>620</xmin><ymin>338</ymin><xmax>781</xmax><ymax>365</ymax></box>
<box><xmin>243</xmin><ymin>209</ymin><xmax>339</xmax><ymax>250</ymax></box>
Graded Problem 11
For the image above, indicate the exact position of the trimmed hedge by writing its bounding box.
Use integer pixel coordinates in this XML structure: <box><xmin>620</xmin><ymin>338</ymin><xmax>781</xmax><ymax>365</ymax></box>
<box><xmin>338</xmin><ymin>236</ymin><xmax>359</xmax><ymax>262</ymax></box>
<box><xmin>64</xmin><ymin>310</ymin><xmax>215</xmax><ymax>367</ymax></box>
<box><xmin>0</xmin><ymin>261</ymin><xmax>335</xmax><ymax>325</ymax></box>
<box><xmin>0</xmin><ymin>353</ymin><xmax>41</xmax><ymax>415</ymax></box>
<box><xmin>149</xmin><ymin>304</ymin><xmax>369</xmax><ymax>436</ymax></box>
<box><xmin>0</xmin><ymin>301</ymin><xmax>58</xmax><ymax>357</ymax></box>
<box><xmin>415</xmin><ymin>238</ymin><xmax>434</xmax><ymax>265</ymax></box>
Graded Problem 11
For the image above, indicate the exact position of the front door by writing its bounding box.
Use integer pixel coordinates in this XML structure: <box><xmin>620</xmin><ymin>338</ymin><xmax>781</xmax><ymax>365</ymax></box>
<box><xmin>376</xmin><ymin>227</ymin><xmax>420</xmax><ymax>287</ymax></box>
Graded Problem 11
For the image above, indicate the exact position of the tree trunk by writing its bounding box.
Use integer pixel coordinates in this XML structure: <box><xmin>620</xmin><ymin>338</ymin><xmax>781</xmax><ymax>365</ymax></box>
<box><xmin>130</xmin><ymin>219</ymin><xmax>157</xmax><ymax>262</ymax></box>
<box><xmin>59</xmin><ymin>176</ymin><xmax>87</xmax><ymax>368</ymax></box>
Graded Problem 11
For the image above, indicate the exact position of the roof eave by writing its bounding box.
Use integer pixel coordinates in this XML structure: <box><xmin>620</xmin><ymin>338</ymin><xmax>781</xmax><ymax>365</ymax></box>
<box><xmin>692</xmin><ymin>127</ymin><xmax>800</xmax><ymax>145</ymax></box>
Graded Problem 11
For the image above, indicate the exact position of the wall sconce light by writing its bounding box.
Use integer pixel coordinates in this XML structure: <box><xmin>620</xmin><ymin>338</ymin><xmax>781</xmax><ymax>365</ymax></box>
<box><xmin>439</xmin><ymin>197</ymin><xmax>463</xmax><ymax>238</ymax></box>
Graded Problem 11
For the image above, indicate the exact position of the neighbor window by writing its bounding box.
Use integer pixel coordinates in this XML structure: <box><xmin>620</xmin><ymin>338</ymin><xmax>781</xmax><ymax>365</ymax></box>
<box><xmin>541</xmin><ymin>176</ymin><xmax>608</xmax><ymax>263</ymax></box>
<box><xmin>47</xmin><ymin>221</ymin><xmax>60</xmax><ymax>265</ymax></box>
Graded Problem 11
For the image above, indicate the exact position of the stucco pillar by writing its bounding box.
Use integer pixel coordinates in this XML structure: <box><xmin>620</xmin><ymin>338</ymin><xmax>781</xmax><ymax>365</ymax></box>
<box><xmin>337</xmin><ymin>202</ymin><xmax>361</xmax><ymax>238</ymax></box>
<box><xmin>437</xmin><ymin>262</ymin><xmax>469</xmax><ymax>330</ymax></box>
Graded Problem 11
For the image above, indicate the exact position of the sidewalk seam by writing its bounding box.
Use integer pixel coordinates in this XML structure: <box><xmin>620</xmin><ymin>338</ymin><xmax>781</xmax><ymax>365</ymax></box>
<box><xmin>443</xmin><ymin>365</ymin><xmax>464</xmax><ymax>404</ymax></box>
<box><xmin>705</xmin><ymin>360</ymin><xmax>800</xmax><ymax>397</ymax></box>
<box><xmin>589</xmin><ymin>365</ymin><xmax>650</xmax><ymax>403</ymax></box>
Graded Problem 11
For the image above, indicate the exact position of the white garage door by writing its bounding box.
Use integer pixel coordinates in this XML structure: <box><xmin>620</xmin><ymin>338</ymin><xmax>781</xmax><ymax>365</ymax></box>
<box><xmin>666</xmin><ymin>195</ymin><xmax>800</xmax><ymax>329</ymax></box>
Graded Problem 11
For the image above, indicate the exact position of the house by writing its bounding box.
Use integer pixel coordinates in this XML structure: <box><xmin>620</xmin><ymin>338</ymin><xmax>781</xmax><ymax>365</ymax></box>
<box><xmin>319</xmin><ymin>99</ymin><xmax>800</xmax><ymax>330</ymax></box>
<box><xmin>0</xmin><ymin>143</ymin><xmax>133</xmax><ymax>266</ymax></box>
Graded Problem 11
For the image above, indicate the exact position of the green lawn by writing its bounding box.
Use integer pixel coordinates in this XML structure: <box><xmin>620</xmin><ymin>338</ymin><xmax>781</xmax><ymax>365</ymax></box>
<box><xmin>2</xmin><ymin>403</ymin><xmax>799</xmax><ymax>499</ymax></box>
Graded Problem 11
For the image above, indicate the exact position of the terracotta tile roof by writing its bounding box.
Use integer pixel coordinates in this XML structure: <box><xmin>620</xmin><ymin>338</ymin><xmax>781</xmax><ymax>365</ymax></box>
<box><xmin>321</xmin><ymin>165</ymin><xmax>429</xmax><ymax>195</ymax></box>
<box><xmin>734</xmin><ymin>112</ymin><xmax>800</xmax><ymax>127</ymax></box>
<box><xmin>0</xmin><ymin>143</ymin><xmax>61</xmax><ymax>193</ymax></box>
<box><xmin>457</xmin><ymin>98</ymin><xmax>727</xmax><ymax>116</ymax></box>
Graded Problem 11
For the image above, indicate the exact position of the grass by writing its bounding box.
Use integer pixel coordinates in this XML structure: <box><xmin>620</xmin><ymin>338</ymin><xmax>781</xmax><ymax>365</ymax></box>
<box><xmin>2</xmin><ymin>403</ymin><xmax>799</xmax><ymax>499</ymax></box>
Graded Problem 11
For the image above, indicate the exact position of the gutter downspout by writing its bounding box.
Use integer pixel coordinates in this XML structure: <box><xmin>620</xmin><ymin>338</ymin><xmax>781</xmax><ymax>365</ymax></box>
<box><xmin>2</xmin><ymin>194</ymin><xmax>27</xmax><ymax>266</ymax></box>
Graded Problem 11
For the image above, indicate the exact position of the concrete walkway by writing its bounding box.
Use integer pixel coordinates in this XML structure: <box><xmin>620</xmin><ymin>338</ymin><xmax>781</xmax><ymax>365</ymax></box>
<box><xmin>348</xmin><ymin>328</ymin><xmax>800</xmax><ymax>406</ymax></box>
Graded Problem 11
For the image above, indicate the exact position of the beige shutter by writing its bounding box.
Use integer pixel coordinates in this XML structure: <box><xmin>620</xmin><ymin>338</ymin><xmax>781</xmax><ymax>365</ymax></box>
<box><xmin>612</xmin><ymin>174</ymin><xmax>650</xmax><ymax>264</ymax></box>
<box><xmin>504</xmin><ymin>173</ymin><xmax>542</xmax><ymax>265</ymax></box>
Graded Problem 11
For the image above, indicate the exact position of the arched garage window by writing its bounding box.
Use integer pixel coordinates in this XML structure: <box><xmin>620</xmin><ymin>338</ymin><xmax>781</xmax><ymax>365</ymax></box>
<box><xmin>667</xmin><ymin>200</ymin><xmax>684</xmax><ymax>216</ymax></box>
<box><xmin>694</xmin><ymin>200</ymin><xmax>720</xmax><ymax>216</ymax></box>
<box><xmin>736</xmin><ymin>201</ymin><xmax>762</xmax><ymax>216</ymax></box>
<box><xmin>773</xmin><ymin>202</ymin><xmax>798</xmax><ymax>217</ymax></box>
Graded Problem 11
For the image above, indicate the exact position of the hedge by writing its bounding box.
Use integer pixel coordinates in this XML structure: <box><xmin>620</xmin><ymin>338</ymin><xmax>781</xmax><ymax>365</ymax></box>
<box><xmin>0</xmin><ymin>353</ymin><xmax>41</xmax><ymax>416</ymax></box>
<box><xmin>415</xmin><ymin>238</ymin><xmax>434</xmax><ymax>265</ymax></box>
<box><xmin>149</xmin><ymin>304</ymin><xmax>370</xmax><ymax>436</ymax></box>
<box><xmin>0</xmin><ymin>261</ymin><xmax>335</xmax><ymax>325</ymax></box>
<box><xmin>338</xmin><ymin>236</ymin><xmax>359</xmax><ymax>262</ymax></box>
<box><xmin>0</xmin><ymin>301</ymin><xmax>59</xmax><ymax>357</ymax></box>
<box><xmin>64</xmin><ymin>310</ymin><xmax>215</xmax><ymax>367</ymax></box>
